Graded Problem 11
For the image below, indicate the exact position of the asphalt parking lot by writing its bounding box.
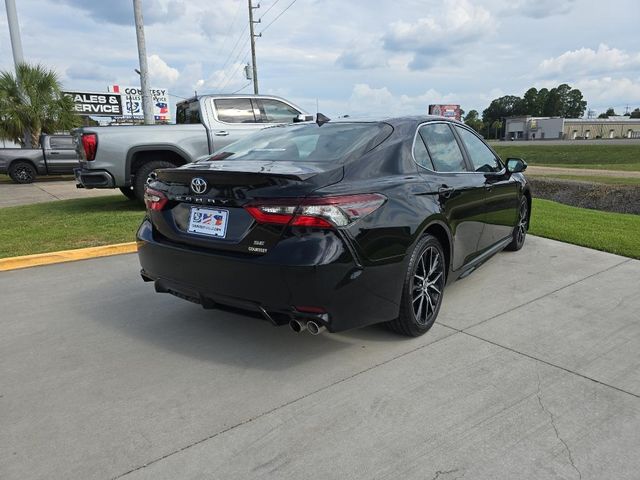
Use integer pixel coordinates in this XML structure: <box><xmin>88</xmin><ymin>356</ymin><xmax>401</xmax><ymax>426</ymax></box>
<box><xmin>1</xmin><ymin>236</ymin><xmax>639</xmax><ymax>479</ymax></box>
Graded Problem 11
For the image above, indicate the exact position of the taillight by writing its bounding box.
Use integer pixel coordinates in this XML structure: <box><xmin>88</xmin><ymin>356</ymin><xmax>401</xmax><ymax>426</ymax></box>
<box><xmin>144</xmin><ymin>187</ymin><xmax>168</xmax><ymax>211</ymax></box>
<box><xmin>245</xmin><ymin>194</ymin><xmax>386</xmax><ymax>228</ymax></box>
<box><xmin>81</xmin><ymin>133</ymin><xmax>97</xmax><ymax>161</ymax></box>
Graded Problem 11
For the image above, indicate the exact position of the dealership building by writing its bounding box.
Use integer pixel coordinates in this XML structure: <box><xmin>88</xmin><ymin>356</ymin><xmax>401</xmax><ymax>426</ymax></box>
<box><xmin>505</xmin><ymin>116</ymin><xmax>640</xmax><ymax>140</ymax></box>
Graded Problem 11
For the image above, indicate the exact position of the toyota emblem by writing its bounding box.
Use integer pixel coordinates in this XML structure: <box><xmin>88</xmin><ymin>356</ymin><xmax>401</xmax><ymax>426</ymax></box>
<box><xmin>191</xmin><ymin>177</ymin><xmax>208</xmax><ymax>194</ymax></box>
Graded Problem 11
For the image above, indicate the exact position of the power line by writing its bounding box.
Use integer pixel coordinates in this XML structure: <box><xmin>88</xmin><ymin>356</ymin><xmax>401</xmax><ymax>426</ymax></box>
<box><xmin>218</xmin><ymin>50</ymin><xmax>251</xmax><ymax>93</ymax></box>
<box><xmin>231</xmin><ymin>81</ymin><xmax>252</xmax><ymax>94</ymax></box>
<box><xmin>212</xmin><ymin>0</ymin><xmax>245</xmax><ymax>70</ymax></box>
<box><xmin>216</xmin><ymin>22</ymin><xmax>249</xmax><ymax>76</ymax></box>
<box><xmin>260</xmin><ymin>0</ymin><xmax>297</xmax><ymax>34</ymax></box>
<box><xmin>259</xmin><ymin>0</ymin><xmax>281</xmax><ymax>20</ymax></box>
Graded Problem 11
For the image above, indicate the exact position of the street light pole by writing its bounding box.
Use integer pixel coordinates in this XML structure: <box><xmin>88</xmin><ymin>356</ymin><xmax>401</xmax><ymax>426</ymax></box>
<box><xmin>132</xmin><ymin>0</ymin><xmax>154</xmax><ymax>125</ymax></box>
<box><xmin>4</xmin><ymin>0</ymin><xmax>24</xmax><ymax>73</ymax></box>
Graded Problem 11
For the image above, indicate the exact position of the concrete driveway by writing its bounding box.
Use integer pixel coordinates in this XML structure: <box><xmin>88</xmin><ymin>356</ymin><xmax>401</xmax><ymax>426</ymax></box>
<box><xmin>0</xmin><ymin>179</ymin><xmax>120</xmax><ymax>207</ymax></box>
<box><xmin>1</xmin><ymin>236</ymin><xmax>639</xmax><ymax>479</ymax></box>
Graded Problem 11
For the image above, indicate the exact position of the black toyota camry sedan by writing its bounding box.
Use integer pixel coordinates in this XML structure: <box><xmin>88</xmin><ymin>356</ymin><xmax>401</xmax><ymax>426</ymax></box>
<box><xmin>137</xmin><ymin>116</ymin><xmax>531</xmax><ymax>337</ymax></box>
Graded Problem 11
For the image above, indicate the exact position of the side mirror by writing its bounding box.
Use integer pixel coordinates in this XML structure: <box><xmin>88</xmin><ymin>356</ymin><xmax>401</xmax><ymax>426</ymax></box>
<box><xmin>506</xmin><ymin>158</ymin><xmax>527</xmax><ymax>174</ymax></box>
<box><xmin>293</xmin><ymin>114</ymin><xmax>314</xmax><ymax>123</ymax></box>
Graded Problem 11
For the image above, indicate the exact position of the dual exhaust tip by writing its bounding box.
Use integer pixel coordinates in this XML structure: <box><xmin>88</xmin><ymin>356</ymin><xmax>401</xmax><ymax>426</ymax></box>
<box><xmin>289</xmin><ymin>319</ymin><xmax>326</xmax><ymax>335</ymax></box>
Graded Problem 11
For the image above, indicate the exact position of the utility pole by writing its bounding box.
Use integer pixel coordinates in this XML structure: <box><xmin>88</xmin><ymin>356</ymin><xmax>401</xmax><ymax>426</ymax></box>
<box><xmin>248</xmin><ymin>0</ymin><xmax>260</xmax><ymax>94</ymax></box>
<box><xmin>5</xmin><ymin>0</ymin><xmax>24</xmax><ymax>73</ymax></box>
<box><xmin>133</xmin><ymin>0</ymin><xmax>154</xmax><ymax>125</ymax></box>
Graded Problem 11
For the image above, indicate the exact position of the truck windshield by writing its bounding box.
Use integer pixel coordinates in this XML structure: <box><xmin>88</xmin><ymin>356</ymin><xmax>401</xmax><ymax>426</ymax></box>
<box><xmin>207</xmin><ymin>122</ymin><xmax>392</xmax><ymax>163</ymax></box>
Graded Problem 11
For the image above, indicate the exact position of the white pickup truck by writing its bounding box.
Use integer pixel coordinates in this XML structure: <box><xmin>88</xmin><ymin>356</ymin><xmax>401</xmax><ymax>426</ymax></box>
<box><xmin>73</xmin><ymin>94</ymin><xmax>311</xmax><ymax>200</ymax></box>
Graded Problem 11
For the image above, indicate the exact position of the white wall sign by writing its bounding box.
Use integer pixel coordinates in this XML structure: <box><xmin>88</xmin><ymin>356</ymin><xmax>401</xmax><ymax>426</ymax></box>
<box><xmin>108</xmin><ymin>85</ymin><xmax>170</xmax><ymax>121</ymax></box>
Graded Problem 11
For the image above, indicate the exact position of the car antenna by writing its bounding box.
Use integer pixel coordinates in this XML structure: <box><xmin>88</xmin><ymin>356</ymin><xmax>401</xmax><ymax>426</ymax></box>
<box><xmin>316</xmin><ymin>112</ymin><xmax>330</xmax><ymax>127</ymax></box>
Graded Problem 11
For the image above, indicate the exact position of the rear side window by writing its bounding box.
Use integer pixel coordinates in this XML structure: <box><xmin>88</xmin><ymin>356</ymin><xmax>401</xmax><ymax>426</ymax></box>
<box><xmin>419</xmin><ymin>123</ymin><xmax>467</xmax><ymax>172</ymax></box>
<box><xmin>214</xmin><ymin>99</ymin><xmax>257</xmax><ymax>123</ymax></box>
<box><xmin>260</xmin><ymin>99</ymin><xmax>300</xmax><ymax>123</ymax></box>
<box><xmin>412</xmin><ymin>135</ymin><xmax>433</xmax><ymax>170</ymax></box>
<box><xmin>48</xmin><ymin>136</ymin><xmax>74</xmax><ymax>149</ymax></box>
<box><xmin>176</xmin><ymin>102</ymin><xmax>201</xmax><ymax>124</ymax></box>
<box><xmin>455</xmin><ymin>126</ymin><xmax>502</xmax><ymax>173</ymax></box>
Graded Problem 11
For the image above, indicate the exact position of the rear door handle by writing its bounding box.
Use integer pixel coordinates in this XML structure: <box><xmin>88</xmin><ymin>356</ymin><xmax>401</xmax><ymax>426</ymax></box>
<box><xmin>438</xmin><ymin>186</ymin><xmax>455</xmax><ymax>198</ymax></box>
<box><xmin>49</xmin><ymin>151</ymin><xmax>60</xmax><ymax>155</ymax></box>
<box><xmin>214</xmin><ymin>131</ymin><xmax>229</xmax><ymax>136</ymax></box>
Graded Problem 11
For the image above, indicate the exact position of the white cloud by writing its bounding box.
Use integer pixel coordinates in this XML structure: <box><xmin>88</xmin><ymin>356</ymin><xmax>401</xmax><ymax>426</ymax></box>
<box><xmin>383</xmin><ymin>0</ymin><xmax>494</xmax><ymax>69</ymax></box>
<box><xmin>148</xmin><ymin>54</ymin><xmax>180</xmax><ymax>84</ymax></box>
<box><xmin>347</xmin><ymin>84</ymin><xmax>459</xmax><ymax>116</ymax></box>
<box><xmin>539</xmin><ymin>44</ymin><xmax>640</xmax><ymax>76</ymax></box>
<box><xmin>572</xmin><ymin>77</ymin><xmax>640</xmax><ymax>108</ymax></box>
<box><xmin>501</xmin><ymin>0</ymin><xmax>575</xmax><ymax>18</ymax></box>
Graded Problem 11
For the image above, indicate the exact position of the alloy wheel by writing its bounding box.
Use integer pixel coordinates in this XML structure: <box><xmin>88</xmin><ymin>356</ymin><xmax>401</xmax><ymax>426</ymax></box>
<box><xmin>517</xmin><ymin>200</ymin><xmax>528</xmax><ymax>245</ymax></box>
<box><xmin>411</xmin><ymin>246</ymin><xmax>445</xmax><ymax>325</ymax></box>
<box><xmin>16</xmin><ymin>167</ymin><xmax>34</xmax><ymax>183</ymax></box>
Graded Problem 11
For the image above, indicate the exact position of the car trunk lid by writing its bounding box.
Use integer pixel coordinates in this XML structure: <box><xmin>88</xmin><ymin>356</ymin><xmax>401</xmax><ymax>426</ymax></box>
<box><xmin>148</xmin><ymin>160</ymin><xmax>343</xmax><ymax>254</ymax></box>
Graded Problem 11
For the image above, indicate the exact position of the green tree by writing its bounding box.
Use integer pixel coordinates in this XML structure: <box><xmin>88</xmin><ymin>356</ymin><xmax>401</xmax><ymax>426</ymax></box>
<box><xmin>630</xmin><ymin>108</ymin><xmax>640</xmax><ymax>119</ymax></box>
<box><xmin>0</xmin><ymin>63</ymin><xmax>80</xmax><ymax>148</ymax></box>
<box><xmin>491</xmin><ymin>120</ymin><xmax>503</xmax><ymax>140</ymax></box>
<box><xmin>522</xmin><ymin>88</ymin><xmax>541</xmax><ymax>116</ymax></box>
<box><xmin>463</xmin><ymin>109</ymin><xmax>483</xmax><ymax>133</ymax></box>
<box><xmin>482</xmin><ymin>95</ymin><xmax>524</xmax><ymax>138</ymax></box>
<box><xmin>598</xmin><ymin>107</ymin><xmax>617</xmax><ymax>119</ymax></box>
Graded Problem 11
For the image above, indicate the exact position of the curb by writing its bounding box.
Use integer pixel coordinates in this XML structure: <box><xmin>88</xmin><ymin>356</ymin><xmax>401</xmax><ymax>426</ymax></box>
<box><xmin>0</xmin><ymin>242</ymin><xmax>138</xmax><ymax>272</ymax></box>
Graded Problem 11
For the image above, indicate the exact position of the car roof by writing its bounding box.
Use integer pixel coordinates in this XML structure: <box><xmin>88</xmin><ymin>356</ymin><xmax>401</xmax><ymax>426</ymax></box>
<box><xmin>329</xmin><ymin>115</ymin><xmax>463</xmax><ymax>128</ymax></box>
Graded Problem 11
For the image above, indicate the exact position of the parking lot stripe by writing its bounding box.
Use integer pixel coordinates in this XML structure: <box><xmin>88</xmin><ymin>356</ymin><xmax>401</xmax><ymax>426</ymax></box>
<box><xmin>0</xmin><ymin>242</ymin><xmax>137</xmax><ymax>271</ymax></box>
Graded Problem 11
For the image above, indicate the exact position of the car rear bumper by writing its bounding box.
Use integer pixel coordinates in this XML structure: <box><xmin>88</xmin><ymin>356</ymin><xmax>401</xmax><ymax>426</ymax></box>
<box><xmin>74</xmin><ymin>167</ymin><xmax>114</xmax><ymax>188</ymax></box>
<box><xmin>136</xmin><ymin>219</ymin><xmax>404</xmax><ymax>332</ymax></box>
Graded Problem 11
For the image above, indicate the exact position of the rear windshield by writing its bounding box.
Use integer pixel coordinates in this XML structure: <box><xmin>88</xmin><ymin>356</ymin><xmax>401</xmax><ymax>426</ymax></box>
<box><xmin>176</xmin><ymin>101</ymin><xmax>201</xmax><ymax>124</ymax></box>
<box><xmin>208</xmin><ymin>122</ymin><xmax>392</xmax><ymax>163</ymax></box>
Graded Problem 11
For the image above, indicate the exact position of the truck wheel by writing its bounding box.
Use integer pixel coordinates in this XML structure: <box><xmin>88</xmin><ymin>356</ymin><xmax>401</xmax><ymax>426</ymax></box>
<box><xmin>132</xmin><ymin>161</ymin><xmax>174</xmax><ymax>202</ymax></box>
<box><xmin>8</xmin><ymin>161</ymin><xmax>37</xmax><ymax>184</ymax></box>
<box><xmin>119</xmin><ymin>187</ymin><xmax>137</xmax><ymax>200</ymax></box>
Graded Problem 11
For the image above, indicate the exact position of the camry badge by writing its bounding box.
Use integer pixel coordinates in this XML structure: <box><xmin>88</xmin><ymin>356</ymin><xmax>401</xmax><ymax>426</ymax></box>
<box><xmin>191</xmin><ymin>177</ymin><xmax>208</xmax><ymax>194</ymax></box>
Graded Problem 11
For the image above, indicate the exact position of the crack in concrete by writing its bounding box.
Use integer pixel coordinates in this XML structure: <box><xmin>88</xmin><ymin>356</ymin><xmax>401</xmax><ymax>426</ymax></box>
<box><xmin>430</xmin><ymin>468</ymin><xmax>459</xmax><ymax>480</ymax></box>
<box><xmin>34</xmin><ymin>183</ymin><xmax>62</xmax><ymax>200</ymax></box>
<box><xmin>535</xmin><ymin>371</ymin><xmax>582</xmax><ymax>480</ymax></box>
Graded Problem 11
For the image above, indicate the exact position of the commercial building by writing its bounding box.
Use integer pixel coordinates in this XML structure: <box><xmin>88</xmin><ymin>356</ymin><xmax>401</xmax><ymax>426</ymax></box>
<box><xmin>505</xmin><ymin>116</ymin><xmax>563</xmax><ymax>140</ymax></box>
<box><xmin>564</xmin><ymin>117</ymin><xmax>640</xmax><ymax>139</ymax></box>
<box><xmin>505</xmin><ymin>116</ymin><xmax>640</xmax><ymax>140</ymax></box>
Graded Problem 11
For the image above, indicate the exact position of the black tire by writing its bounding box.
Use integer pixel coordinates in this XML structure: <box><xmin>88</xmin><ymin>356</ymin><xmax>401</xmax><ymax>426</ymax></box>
<box><xmin>8</xmin><ymin>161</ymin><xmax>37</xmax><ymax>184</ymax></box>
<box><xmin>505</xmin><ymin>196</ymin><xmax>529</xmax><ymax>251</ymax></box>
<box><xmin>119</xmin><ymin>187</ymin><xmax>137</xmax><ymax>200</ymax></box>
<box><xmin>132</xmin><ymin>161</ymin><xmax>175</xmax><ymax>202</ymax></box>
<box><xmin>386</xmin><ymin>234</ymin><xmax>446</xmax><ymax>337</ymax></box>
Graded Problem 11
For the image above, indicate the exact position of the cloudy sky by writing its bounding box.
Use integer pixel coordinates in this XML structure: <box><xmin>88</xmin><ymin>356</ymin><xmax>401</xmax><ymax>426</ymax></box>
<box><xmin>1</xmin><ymin>0</ymin><xmax>639</xmax><ymax>119</ymax></box>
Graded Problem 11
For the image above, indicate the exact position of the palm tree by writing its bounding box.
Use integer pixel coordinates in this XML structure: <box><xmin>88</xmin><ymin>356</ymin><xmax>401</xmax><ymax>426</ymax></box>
<box><xmin>491</xmin><ymin>120</ymin><xmax>503</xmax><ymax>140</ymax></box>
<box><xmin>0</xmin><ymin>63</ymin><xmax>80</xmax><ymax>148</ymax></box>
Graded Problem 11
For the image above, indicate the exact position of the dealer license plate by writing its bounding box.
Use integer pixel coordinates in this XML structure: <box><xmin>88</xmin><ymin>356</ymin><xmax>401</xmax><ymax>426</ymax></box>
<box><xmin>188</xmin><ymin>207</ymin><xmax>229</xmax><ymax>238</ymax></box>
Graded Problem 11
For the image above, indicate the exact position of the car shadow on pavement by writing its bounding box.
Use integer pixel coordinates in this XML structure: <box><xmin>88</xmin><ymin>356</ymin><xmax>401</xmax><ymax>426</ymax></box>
<box><xmin>81</xmin><ymin>280</ymin><xmax>405</xmax><ymax>371</ymax></box>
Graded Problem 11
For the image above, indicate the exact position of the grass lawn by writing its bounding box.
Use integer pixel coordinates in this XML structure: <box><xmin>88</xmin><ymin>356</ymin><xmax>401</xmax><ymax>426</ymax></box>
<box><xmin>0</xmin><ymin>196</ymin><xmax>145</xmax><ymax>258</ymax></box>
<box><xmin>530</xmin><ymin>198</ymin><xmax>640</xmax><ymax>259</ymax></box>
<box><xmin>527</xmin><ymin>174</ymin><xmax>640</xmax><ymax>186</ymax></box>
<box><xmin>1</xmin><ymin>195</ymin><xmax>638</xmax><ymax>261</ymax></box>
<box><xmin>493</xmin><ymin>144</ymin><xmax>640</xmax><ymax>171</ymax></box>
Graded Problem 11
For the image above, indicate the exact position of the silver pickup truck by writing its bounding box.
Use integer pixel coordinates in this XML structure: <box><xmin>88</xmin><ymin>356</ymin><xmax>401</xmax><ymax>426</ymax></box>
<box><xmin>73</xmin><ymin>94</ymin><xmax>311</xmax><ymax>200</ymax></box>
<box><xmin>0</xmin><ymin>135</ymin><xmax>79</xmax><ymax>183</ymax></box>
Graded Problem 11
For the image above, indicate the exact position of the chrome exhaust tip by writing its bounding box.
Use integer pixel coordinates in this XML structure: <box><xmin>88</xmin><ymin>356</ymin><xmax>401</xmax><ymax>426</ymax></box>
<box><xmin>307</xmin><ymin>321</ymin><xmax>326</xmax><ymax>335</ymax></box>
<box><xmin>289</xmin><ymin>319</ymin><xmax>307</xmax><ymax>333</ymax></box>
